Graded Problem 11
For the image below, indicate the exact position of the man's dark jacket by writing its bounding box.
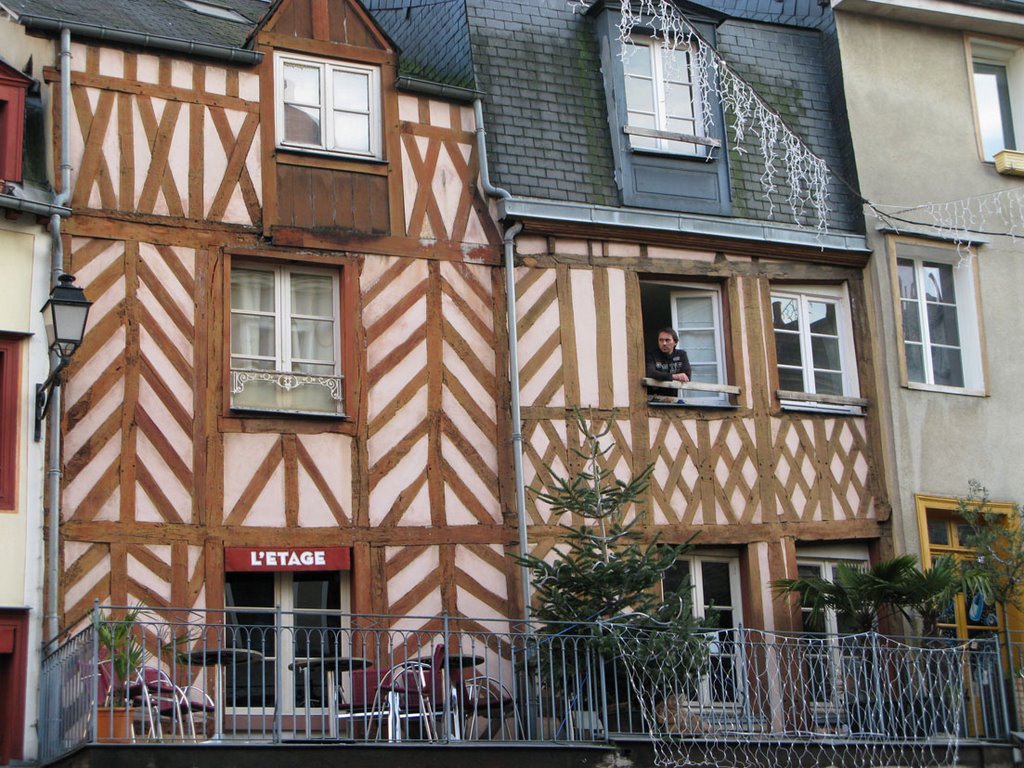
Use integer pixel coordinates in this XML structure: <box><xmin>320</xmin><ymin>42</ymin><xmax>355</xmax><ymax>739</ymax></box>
<box><xmin>645</xmin><ymin>348</ymin><xmax>692</xmax><ymax>397</ymax></box>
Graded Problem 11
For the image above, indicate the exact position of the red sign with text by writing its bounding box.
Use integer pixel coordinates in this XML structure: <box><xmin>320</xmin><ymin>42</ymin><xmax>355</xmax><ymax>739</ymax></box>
<box><xmin>224</xmin><ymin>546</ymin><xmax>351</xmax><ymax>572</ymax></box>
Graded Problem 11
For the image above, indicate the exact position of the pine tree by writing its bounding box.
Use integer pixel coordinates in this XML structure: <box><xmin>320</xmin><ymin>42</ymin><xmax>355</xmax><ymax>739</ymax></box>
<box><xmin>516</xmin><ymin>410</ymin><xmax>703</xmax><ymax>666</ymax></box>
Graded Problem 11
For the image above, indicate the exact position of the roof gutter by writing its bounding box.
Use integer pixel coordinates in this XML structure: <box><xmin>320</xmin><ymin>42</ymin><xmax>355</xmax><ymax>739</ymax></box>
<box><xmin>16</xmin><ymin>14</ymin><xmax>263</xmax><ymax>65</ymax></box>
<box><xmin>396</xmin><ymin>75</ymin><xmax>481</xmax><ymax>103</ymax></box>
<box><xmin>473</xmin><ymin>98</ymin><xmax>530</xmax><ymax>628</ymax></box>
<box><xmin>0</xmin><ymin>193</ymin><xmax>70</xmax><ymax>218</ymax></box>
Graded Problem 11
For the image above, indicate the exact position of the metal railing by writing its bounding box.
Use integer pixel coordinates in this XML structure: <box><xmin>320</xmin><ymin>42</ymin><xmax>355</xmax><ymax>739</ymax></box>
<box><xmin>37</xmin><ymin>608</ymin><xmax>1011</xmax><ymax>763</ymax></box>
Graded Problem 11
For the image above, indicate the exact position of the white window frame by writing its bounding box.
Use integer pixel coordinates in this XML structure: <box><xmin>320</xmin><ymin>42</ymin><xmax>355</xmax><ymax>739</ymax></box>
<box><xmin>274</xmin><ymin>51</ymin><xmax>382</xmax><ymax>159</ymax></box>
<box><xmin>224</xmin><ymin>572</ymin><xmax>351</xmax><ymax>721</ymax></box>
<box><xmin>893</xmin><ymin>241</ymin><xmax>985</xmax><ymax>394</ymax></box>
<box><xmin>793</xmin><ymin>546</ymin><xmax>870</xmax><ymax>717</ymax></box>
<box><xmin>663</xmin><ymin>553</ymin><xmax>743</xmax><ymax>709</ymax></box>
<box><xmin>670</xmin><ymin>285</ymin><xmax>727</xmax><ymax>404</ymax></box>
<box><xmin>969</xmin><ymin>38</ymin><xmax>1024</xmax><ymax>162</ymax></box>
<box><xmin>770</xmin><ymin>284</ymin><xmax>860</xmax><ymax>414</ymax></box>
<box><xmin>621</xmin><ymin>36</ymin><xmax>711</xmax><ymax>157</ymax></box>
<box><xmin>229</xmin><ymin>262</ymin><xmax>344</xmax><ymax>416</ymax></box>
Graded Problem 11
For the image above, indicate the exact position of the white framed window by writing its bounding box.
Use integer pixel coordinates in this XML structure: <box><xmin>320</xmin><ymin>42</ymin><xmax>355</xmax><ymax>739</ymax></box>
<box><xmin>225</xmin><ymin>571</ymin><xmax>350</xmax><ymax>712</ymax></box>
<box><xmin>793</xmin><ymin>546</ymin><xmax>870</xmax><ymax>713</ymax></box>
<box><xmin>663</xmin><ymin>554</ymin><xmax>743</xmax><ymax>706</ymax></box>
<box><xmin>274</xmin><ymin>52</ymin><xmax>381</xmax><ymax>159</ymax></box>
<box><xmin>970</xmin><ymin>39</ymin><xmax>1024</xmax><ymax>162</ymax></box>
<box><xmin>670</xmin><ymin>286</ymin><xmax>727</xmax><ymax>403</ymax></box>
<box><xmin>230</xmin><ymin>262</ymin><xmax>345</xmax><ymax>416</ymax></box>
<box><xmin>621</xmin><ymin>37</ymin><xmax>709</xmax><ymax>156</ymax></box>
<box><xmin>770</xmin><ymin>285</ymin><xmax>859</xmax><ymax>411</ymax></box>
<box><xmin>894</xmin><ymin>242</ymin><xmax>984</xmax><ymax>393</ymax></box>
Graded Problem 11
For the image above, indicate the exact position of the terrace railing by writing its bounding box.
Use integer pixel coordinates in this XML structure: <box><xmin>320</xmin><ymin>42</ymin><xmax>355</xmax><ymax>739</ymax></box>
<box><xmin>37</xmin><ymin>608</ymin><xmax>1011</xmax><ymax>764</ymax></box>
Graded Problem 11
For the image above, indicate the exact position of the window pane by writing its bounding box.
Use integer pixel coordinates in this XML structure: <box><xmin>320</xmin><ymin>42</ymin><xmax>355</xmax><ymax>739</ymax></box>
<box><xmin>931</xmin><ymin>346</ymin><xmax>965</xmax><ymax>387</ymax></box>
<box><xmin>814</xmin><ymin>371</ymin><xmax>844</xmax><ymax>396</ymax></box>
<box><xmin>292</xmin><ymin>361</ymin><xmax>336</xmax><ymax>377</ymax></box>
<box><xmin>333</xmin><ymin>111</ymin><xmax>371</xmax><ymax>153</ymax></box>
<box><xmin>807</xmin><ymin>301</ymin><xmax>837</xmax><ymax>336</ymax></box>
<box><xmin>778</xmin><ymin>367</ymin><xmax>805</xmax><ymax>391</ymax></box>
<box><xmin>797</xmin><ymin>563</ymin><xmax>823</xmax><ymax>580</ymax></box>
<box><xmin>665</xmin><ymin>83</ymin><xmax>696</xmax><ymax>120</ymax></box>
<box><xmin>665</xmin><ymin>117</ymin><xmax>698</xmax><ymax>136</ymax></box>
<box><xmin>663</xmin><ymin>560</ymin><xmax>690</xmax><ymax>597</ymax></box>
<box><xmin>333</xmin><ymin>70</ymin><xmax>369</xmax><ymax>112</ymax></box>
<box><xmin>676</xmin><ymin>295</ymin><xmax>712</xmax><ymax>326</ymax></box>
<box><xmin>771</xmin><ymin>297</ymin><xmax>799</xmax><ymax>332</ymax></box>
<box><xmin>661</xmin><ymin>47</ymin><xmax>691</xmax><ymax>81</ymax></box>
<box><xmin>680</xmin><ymin>329</ymin><xmax>716</xmax><ymax>364</ymax></box>
<box><xmin>811</xmin><ymin>335</ymin><xmax>842</xmax><ymax>372</ymax></box>
<box><xmin>927</xmin><ymin>518</ymin><xmax>950</xmax><ymax>545</ymax></box>
<box><xmin>775</xmin><ymin>331</ymin><xmax>802</xmax><ymax>367</ymax></box>
<box><xmin>232</xmin><ymin>315</ymin><xmax>276</xmax><ymax>359</ymax></box>
<box><xmin>283</xmin><ymin>104</ymin><xmax>322</xmax><ymax>145</ymax></box>
<box><xmin>283</xmin><ymin>62</ymin><xmax>320</xmax><ymax>105</ymax></box>
<box><xmin>623</xmin><ymin>45</ymin><xmax>653</xmax><ymax>77</ymax></box>
<box><xmin>921</xmin><ymin>262</ymin><xmax>955</xmax><ymax>303</ymax></box>
<box><xmin>897</xmin><ymin>259</ymin><xmax>917</xmax><ymax>300</ymax></box>
<box><xmin>291</xmin><ymin>273</ymin><xmax>334</xmax><ymax>317</ymax></box>
<box><xmin>291</xmin><ymin>318</ymin><xmax>335</xmax><ymax>363</ymax></box>
<box><xmin>905</xmin><ymin>341</ymin><xmax>926</xmax><ymax>383</ymax></box>
<box><xmin>927</xmin><ymin>303</ymin><xmax>961</xmax><ymax>346</ymax></box>
<box><xmin>701</xmin><ymin>562</ymin><xmax>732</xmax><ymax>608</ymax></box>
<box><xmin>901</xmin><ymin>300</ymin><xmax>922</xmax><ymax>343</ymax></box>
<box><xmin>625</xmin><ymin>77</ymin><xmax>656</xmax><ymax>113</ymax></box>
<box><xmin>232</xmin><ymin>269</ymin><xmax>275</xmax><ymax>312</ymax></box>
<box><xmin>973</xmin><ymin>63</ymin><xmax>1015</xmax><ymax>160</ymax></box>
<box><xmin>689</xmin><ymin>363</ymin><xmax>719</xmax><ymax>385</ymax></box>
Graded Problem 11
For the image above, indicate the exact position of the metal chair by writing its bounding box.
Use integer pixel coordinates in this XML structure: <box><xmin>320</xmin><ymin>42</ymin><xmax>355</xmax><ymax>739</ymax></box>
<box><xmin>462</xmin><ymin>675</ymin><xmax>523</xmax><ymax>740</ymax></box>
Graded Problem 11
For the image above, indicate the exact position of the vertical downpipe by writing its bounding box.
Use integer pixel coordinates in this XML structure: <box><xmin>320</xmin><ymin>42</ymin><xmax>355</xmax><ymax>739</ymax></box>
<box><xmin>472</xmin><ymin>99</ymin><xmax>530</xmax><ymax>627</ymax></box>
<box><xmin>46</xmin><ymin>27</ymin><xmax>72</xmax><ymax>650</ymax></box>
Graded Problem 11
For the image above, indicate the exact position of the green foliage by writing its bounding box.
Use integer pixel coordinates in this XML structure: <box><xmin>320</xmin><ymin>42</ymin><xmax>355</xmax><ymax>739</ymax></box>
<box><xmin>957</xmin><ymin>480</ymin><xmax>1024</xmax><ymax>613</ymax></box>
<box><xmin>773</xmin><ymin>555</ymin><xmax>963</xmax><ymax>635</ymax></box>
<box><xmin>515</xmin><ymin>410</ymin><xmax>703</xmax><ymax>658</ymax></box>
<box><xmin>94</xmin><ymin>606</ymin><xmax>147</xmax><ymax>706</ymax></box>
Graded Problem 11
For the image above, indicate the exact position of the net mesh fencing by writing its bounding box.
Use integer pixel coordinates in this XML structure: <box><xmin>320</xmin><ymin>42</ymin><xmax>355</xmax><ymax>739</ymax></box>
<box><xmin>604</xmin><ymin>625</ymin><xmax>1005</xmax><ymax>768</ymax></box>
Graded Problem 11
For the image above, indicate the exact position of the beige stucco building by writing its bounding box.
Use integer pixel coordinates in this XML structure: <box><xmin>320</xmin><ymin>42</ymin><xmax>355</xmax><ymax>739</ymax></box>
<box><xmin>834</xmin><ymin>0</ymin><xmax>1024</xmax><ymax>636</ymax></box>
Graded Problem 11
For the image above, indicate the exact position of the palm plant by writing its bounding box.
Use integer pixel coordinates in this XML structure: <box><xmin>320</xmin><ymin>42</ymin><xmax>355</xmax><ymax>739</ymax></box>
<box><xmin>95</xmin><ymin>606</ymin><xmax>147</xmax><ymax>706</ymax></box>
<box><xmin>774</xmin><ymin>555</ymin><xmax>971</xmax><ymax>636</ymax></box>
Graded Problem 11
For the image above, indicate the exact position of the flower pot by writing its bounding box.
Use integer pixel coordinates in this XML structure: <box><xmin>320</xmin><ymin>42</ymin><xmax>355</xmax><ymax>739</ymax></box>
<box><xmin>95</xmin><ymin>706</ymin><xmax>134</xmax><ymax>743</ymax></box>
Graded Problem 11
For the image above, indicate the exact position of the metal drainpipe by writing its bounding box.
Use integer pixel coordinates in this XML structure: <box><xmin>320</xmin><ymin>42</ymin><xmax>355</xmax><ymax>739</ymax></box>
<box><xmin>46</xmin><ymin>27</ymin><xmax>72</xmax><ymax>649</ymax></box>
<box><xmin>473</xmin><ymin>99</ymin><xmax>530</xmax><ymax>626</ymax></box>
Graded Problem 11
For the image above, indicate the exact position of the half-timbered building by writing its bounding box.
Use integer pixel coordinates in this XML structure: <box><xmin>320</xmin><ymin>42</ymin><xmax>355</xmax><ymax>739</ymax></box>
<box><xmin>1</xmin><ymin>0</ymin><xmax>903</xmax><ymax>758</ymax></box>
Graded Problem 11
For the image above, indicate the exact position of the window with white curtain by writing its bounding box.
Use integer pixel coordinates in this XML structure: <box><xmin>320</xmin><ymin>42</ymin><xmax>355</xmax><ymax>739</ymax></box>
<box><xmin>274</xmin><ymin>52</ymin><xmax>381</xmax><ymax>159</ymax></box>
<box><xmin>229</xmin><ymin>263</ymin><xmax>344</xmax><ymax>416</ymax></box>
<box><xmin>670</xmin><ymin>286</ymin><xmax>726</xmax><ymax>403</ymax></box>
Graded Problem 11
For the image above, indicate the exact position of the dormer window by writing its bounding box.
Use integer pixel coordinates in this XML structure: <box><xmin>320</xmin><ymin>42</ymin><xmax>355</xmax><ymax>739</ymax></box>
<box><xmin>274</xmin><ymin>52</ymin><xmax>381</xmax><ymax>160</ymax></box>
<box><xmin>622</xmin><ymin>37</ymin><xmax>713</xmax><ymax>157</ymax></box>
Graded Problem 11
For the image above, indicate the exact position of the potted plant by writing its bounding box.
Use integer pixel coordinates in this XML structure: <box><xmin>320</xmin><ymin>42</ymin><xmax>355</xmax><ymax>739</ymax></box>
<box><xmin>93</xmin><ymin>605</ymin><xmax>147</xmax><ymax>742</ymax></box>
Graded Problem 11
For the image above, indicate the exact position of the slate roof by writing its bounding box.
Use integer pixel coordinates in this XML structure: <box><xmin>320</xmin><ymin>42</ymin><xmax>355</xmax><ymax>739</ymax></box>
<box><xmin>453</xmin><ymin>0</ymin><xmax>861</xmax><ymax>231</ymax></box>
<box><xmin>363</xmin><ymin>0</ymin><xmax>475</xmax><ymax>90</ymax></box>
<box><xmin>0</xmin><ymin>0</ymin><xmax>270</xmax><ymax>50</ymax></box>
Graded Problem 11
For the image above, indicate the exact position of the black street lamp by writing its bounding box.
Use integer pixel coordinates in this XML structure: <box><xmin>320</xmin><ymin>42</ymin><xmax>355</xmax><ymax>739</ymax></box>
<box><xmin>35</xmin><ymin>273</ymin><xmax>92</xmax><ymax>441</ymax></box>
